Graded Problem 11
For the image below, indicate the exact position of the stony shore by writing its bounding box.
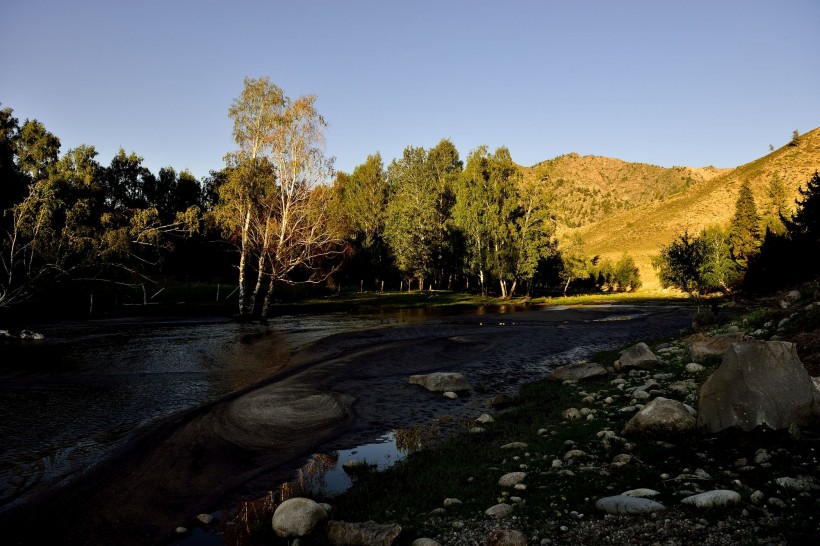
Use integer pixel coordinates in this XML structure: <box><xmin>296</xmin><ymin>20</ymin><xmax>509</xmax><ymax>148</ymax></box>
<box><xmin>252</xmin><ymin>283</ymin><xmax>820</xmax><ymax>546</ymax></box>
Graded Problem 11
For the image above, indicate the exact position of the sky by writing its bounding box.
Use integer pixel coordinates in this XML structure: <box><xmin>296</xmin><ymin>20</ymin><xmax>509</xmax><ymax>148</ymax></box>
<box><xmin>2</xmin><ymin>0</ymin><xmax>819</xmax><ymax>182</ymax></box>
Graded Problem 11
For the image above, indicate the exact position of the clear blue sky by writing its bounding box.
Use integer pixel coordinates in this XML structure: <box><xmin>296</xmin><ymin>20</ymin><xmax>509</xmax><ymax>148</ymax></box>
<box><xmin>2</xmin><ymin>0</ymin><xmax>818</xmax><ymax>182</ymax></box>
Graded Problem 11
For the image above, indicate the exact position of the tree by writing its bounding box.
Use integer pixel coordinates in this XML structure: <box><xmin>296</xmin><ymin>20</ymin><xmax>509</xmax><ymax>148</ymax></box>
<box><xmin>728</xmin><ymin>180</ymin><xmax>760</xmax><ymax>268</ymax></box>
<box><xmin>790</xmin><ymin>129</ymin><xmax>800</xmax><ymax>146</ymax></box>
<box><xmin>698</xmin><ymin>225</ymin><xmax>739</xmax><ymax>294</ymax></box>
<box><xmin>330</xmin><ymin>153</ymin><xmax>392</xmax><ymax>287</ymax></box>
<box><xmin>217</xmin><ymin>77</ymin><xmax>342</xmax><ymax>318</ymax></box>
<box><xmin>558</xmin><ymin>234</ymin><xmax>589</xmax><ymax>295</ymax></box>
<box><xmin>102</xmin><ymin>148</ymin><xmax>153</xmax><ymax>211</ymax></box>
<box><xmin>0</xmin><ymin>105</ymin><xmax>28</xmax><ymax>213</ymax></box>
<box><xmin>762</xmin><ymin>173</ymin><xmax>789</xmax><ymax>236</ymax></box>
<box><xmin>452</xmin><ymin>146</ymin><xmax>520</xmax><ymax>296</ymax></box>
<box><xmin>612</xmin><ymin>254</ymin><xmax>641</xmax><ymax>291</ymax></box>
<box><xmin>14</xmin><ymin>119</ymin><xmax>60</xmax><ymax>181</ymax></box>
<box><xmin>426</xmin><ymin>139</ymin><xmax>462</xmax><ymax>287</ymax></box>
<box><xmin>745</xmin><ymin>171</ymin><xmax>820</xmax><ymax>292</ymax></box>
<box><xmin>652</xmin><ymin>230</ymin><xmax>707</xmax><ymax>296</ymax></box>
<box><xmin>506</xmin><ymin>173</ymin><xmax>556</xmax><ymax>297</ymax></box>
<box><xmin>384</xmin><ymin>146</ymin><xmax>440</xmax><ymax>290</ymax></box>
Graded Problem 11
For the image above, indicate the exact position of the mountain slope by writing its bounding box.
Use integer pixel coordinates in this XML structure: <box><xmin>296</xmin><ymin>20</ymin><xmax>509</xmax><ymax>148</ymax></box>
<box><xmin>566</xmin><ymin>127</ymin><xmax>820</xmax><ymax>289</ymax></box>
<box><xmin>519</xmin><ymin>154</ymin><xmax>729</xmax><ymax>228</ymax></box>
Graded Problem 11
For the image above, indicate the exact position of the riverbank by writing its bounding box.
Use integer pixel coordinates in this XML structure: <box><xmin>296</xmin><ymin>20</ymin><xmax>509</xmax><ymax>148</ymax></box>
<box><xmin>214</xmin><ymin>283</ymin><xmax>820</xmax><ymax>545</ymax></box>
<box><xmin>1</xmin><ymin>300</ymin><xmax>695</xmax><ymax>546</ymax></box>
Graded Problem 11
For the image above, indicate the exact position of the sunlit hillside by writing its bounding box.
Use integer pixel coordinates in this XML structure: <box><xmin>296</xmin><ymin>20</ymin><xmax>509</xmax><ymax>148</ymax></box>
<box><xmin>519</xmin><ymin>154</ymin><xmax>729</xmax><ymax>228</ymax></box>
<box><xmin>558</xmin><ymin>128</ymin><xmax>820</xmax><ymax>290</ymax></box>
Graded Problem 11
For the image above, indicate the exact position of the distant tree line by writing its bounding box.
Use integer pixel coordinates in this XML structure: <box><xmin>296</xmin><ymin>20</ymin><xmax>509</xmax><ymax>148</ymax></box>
<box><xmin>2</xmin><ymin>81</ymin><xmax>644</xmax><ymax>320</ymax></box>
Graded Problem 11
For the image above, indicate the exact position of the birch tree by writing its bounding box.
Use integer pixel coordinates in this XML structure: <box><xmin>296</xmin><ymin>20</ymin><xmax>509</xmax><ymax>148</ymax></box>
<box><xmin>217</xmin><ymin>77</ymin><xmax>341</xmax><ymax>319</ymax></box>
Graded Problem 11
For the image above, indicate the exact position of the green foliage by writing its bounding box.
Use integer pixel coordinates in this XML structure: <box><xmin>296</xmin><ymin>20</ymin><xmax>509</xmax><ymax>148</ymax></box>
<box><xmin>745</xmin><ymin>171</ymin><xmax>820</xmax><ymax>292</ymax></box>
<box><xmin>761</xmin><ymin>173</ymin><xmax>789</xmax><ymax>236</ymax></box>
<box><xmin>653</xmin><ymin>230</ymin><xmax>706</xmax><ymax>295</ymax></box>
<box><xmin>383</xmin><ymin>145</ymin><xmax>442</xmax><ymax>288</ymax></box>
<box><xmin>728</xmin><ymin>180</ymin><xmax>760</xmax><ymax>269</ymax></box>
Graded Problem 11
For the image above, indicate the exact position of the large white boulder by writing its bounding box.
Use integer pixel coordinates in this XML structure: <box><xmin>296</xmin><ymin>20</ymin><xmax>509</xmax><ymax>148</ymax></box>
<box><xmin>271</xmin><ymin>497</ymin><xmax>328</xmax><ymax>538</ymax></box>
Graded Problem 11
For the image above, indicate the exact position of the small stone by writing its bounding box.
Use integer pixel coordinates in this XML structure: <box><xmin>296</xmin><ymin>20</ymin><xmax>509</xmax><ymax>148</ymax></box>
<box><xmin>595</xmin><ymin>495</ymin><xmax>666</xmax><ymax>514</ymax></box>
<box><xmin>768</xmin><ymin>497</ymin><xmax>787</xmax><ymax>508</ymax></box>
<box><xmin>514</xmin><ymin>484</ymin><xmax>527</xmax><ymax>491</ymax></box>
<box><xmin>175</xmin><ymin>527</ymin><xmax>189</xmax><ymax>535</ymax></box>
<box><xmin>622</xmin><ymin>488</ymin><xmax>661</xmax><ymax>498</ymax></box>
<box><xmin>501</xmin><ymin>442</ymin><xmax>528</xmax><ymax>450</ymax></box>
<box><xmin>485</xmin><ymin>503</ymin><xmax>514</xmax><ymax>519</ymax></box>
<box><xmin>750</xmin><ymin>490</ymin><xmax>764</xmax><ymax>504</ymax></box>
<box><xmin>681</xmin><ymin>490</ymin><xmax>741</xmax><ymax>508</ymax></box>
<box><xmin>470</xmin><ymin>427</ymin><xmax>486</xmax><ymax>433</ymax></box>
<box><xmin>443</xmin><ymin>498</ymin><xmax>463</xmax><ymax>507</ymax></box>
<box><xmin>477</xmin><ymin>414</ymin><xmax>495</xmax><ymax>424</ymax></box>
<box><xmin>537</xmin><ymin>428</ymin><xmax>547</xmax><ymax>435</ymax></box>
<box><xmin>196</xmin><ymin>513</ymin><xmax>214</xmax><ymax>525</ymax></box>
<box><xmin>443</xmin><ymin>391</ymin><xmax>458</xmax><ymax>399</ymax></box>
<box><xmin>685</xmin><ymin>363</ymin><xmax>706</xmax><ymax>373</ymax></box>
<box><xmin>498</xmin><ymin>472</ymin><xmax>527</xmax><ymax>487</ymax></box>
<box><xmin>563</xmin><ymin>408</ymin><xmax>581</xmax><ymax>421</ymax></box>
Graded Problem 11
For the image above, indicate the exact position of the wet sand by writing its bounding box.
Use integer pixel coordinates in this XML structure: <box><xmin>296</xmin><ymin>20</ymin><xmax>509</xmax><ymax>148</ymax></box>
<box><xmin>0</xmin><ymin>303</ymin><xmax>693</xmax><ymax>546</ymax></box>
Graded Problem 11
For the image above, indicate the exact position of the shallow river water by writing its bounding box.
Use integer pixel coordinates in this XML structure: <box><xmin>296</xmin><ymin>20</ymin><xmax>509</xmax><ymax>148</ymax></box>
<box><xmin>0</xmin><ymin>311</ymin><xmax>416</xmax><ymax>514</ymax></box>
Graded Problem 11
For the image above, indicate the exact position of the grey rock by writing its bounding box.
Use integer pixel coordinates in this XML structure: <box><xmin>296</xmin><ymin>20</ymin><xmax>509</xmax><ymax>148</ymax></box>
<box><xmin>272</xmin><ymin>497</ymin><xmax>328</xmax><ymax>538</ymax></box>
<box><xmin>196</xmin><ymin>513</ymin><xmax>214</xmax><ymax>525</ymax></box>
<box><xmin>685</xmin><ymin>363</ymin><xmax>706</xmax><ymax>373</ymax></box>
<box><xmin>443</xmin><ymin>497</ymin><xmax>463</xmax><ymax>507</ymax></box>
<box><xmin>498</xmin><ymin>472</ymin><xmax>527</xmax><ymax>487</ymax></box>
<box><xmin>624</xmin><ymin>397</ymin><xmax>696</xmax><ymax>437</ymax></box>
<box><xmin>750</xmin><ymin>490</ymin><xmax>765</xmax><ymax>504</ymax></box>
<box><xmin>681</xmin><ymin>489</ymin><xmax>741</xmax><ymax>508</ymax></box>
<box><xmin>549</xmin><ymin>361</ymin><xmax>608</xmax><ymax>382</ymax></box>
<box><xmin>443</xmin><ymin>391</ymin><xmax>458</xmax><ymax>399</ymax></box>
<box><xmin>411</xmin><ymin>539</ymin><xmax>441</xmax><ymax>546</ymax></box>
<box><xmin>775</xmin><ymin>476</ymin><xmax>818</xmax><ymax>492</ymax></box>
<box><xmin>595</xmin><ymin>494</ymin><xmax>666</xmax><ymax>514</ymax></box>
<box><xmin>685</xmin><ymin>333</ymin><xmax>743</xmax><ymax>363</ymax></box>
<box><xmin>485</xmin><ymin>503</ymin><xmax>514</xmax><ymax>519</ymax></box>
<box><xmin>409</xmin><ymin>372</ymin><xmax>472</xmax><ymax>392</ymax></box>
<box><xmin>562</xmin><ymin>408</ymin><xmax>581</xmax><ymax>421</ymax></box>
<box><xmin>622</xmin><ymin>488</ymin><xmax>661</xmax><ymax>498</ymax></box>
<box><xmin>477</xmin><ymin>413</ymin><xmax>495</xmax><ymax>424</ymax></box>
<box><xmin>325</xmin><ymin>520</ymin><xmax>401</xmax><ymax>546</ymax></box>
<box><xmin>698</xmin><ymin>341</ymin><xmax>818</xmax><ymax>432</ymax></box>
<box><xmin>616</xmin><ymin>342</ymin><xmax>659</xmax><ymax>371</ymax></box>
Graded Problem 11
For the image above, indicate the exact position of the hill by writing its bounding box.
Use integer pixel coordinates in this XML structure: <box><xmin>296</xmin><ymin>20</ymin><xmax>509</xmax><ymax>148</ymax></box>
<box><xmin>530</xmin><ymin>128</ymin><xmax>820</xmax><ymax>290</ymax></box>
<box><xmin>519</xmin><ymin>154</ymin><xmax>729</xmax><ymax>228</ymax></box>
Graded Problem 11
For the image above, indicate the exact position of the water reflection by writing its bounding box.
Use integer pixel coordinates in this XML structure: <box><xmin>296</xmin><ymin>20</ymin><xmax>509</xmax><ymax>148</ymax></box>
<box><xmin>187</xmin><ymin>430</ymin><xmax>421</xmax><ymax>546</ymax></box>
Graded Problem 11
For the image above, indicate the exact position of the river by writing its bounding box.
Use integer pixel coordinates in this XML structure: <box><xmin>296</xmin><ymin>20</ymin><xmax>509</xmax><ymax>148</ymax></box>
<box><xmin>0</xmin><ymin>302</ymin><xmax>693</xmax><ymax>545</ymax></box>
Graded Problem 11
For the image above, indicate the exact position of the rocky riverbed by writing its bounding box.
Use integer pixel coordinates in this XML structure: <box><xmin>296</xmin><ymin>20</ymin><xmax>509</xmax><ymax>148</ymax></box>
<box><xmin>241</xmin><ymin>283</ymin><xmax>820</xmax><ymax>546</ymax></box>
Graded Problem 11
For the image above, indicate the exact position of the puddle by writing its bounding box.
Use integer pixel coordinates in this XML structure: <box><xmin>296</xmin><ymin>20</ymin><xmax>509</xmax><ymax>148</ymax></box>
<box><xmin>171</xmin><ymin>432</ymin><xmax>407</xmax><ymax>546</ymax></box>
<box><xmin>283</xmin><ymin>432</ymin><xmax>406</xmax><ymax>498</ymax></box>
